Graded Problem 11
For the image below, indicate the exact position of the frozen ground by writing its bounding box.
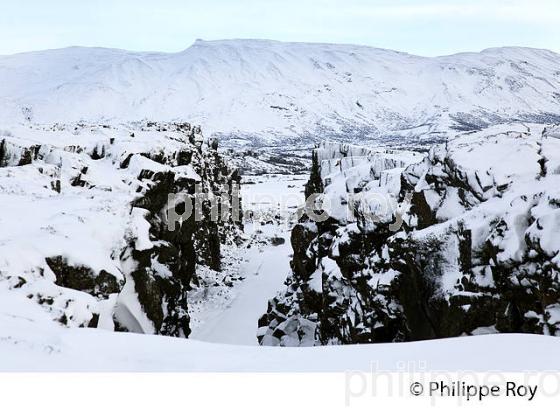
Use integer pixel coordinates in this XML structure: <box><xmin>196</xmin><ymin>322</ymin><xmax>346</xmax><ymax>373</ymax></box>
<box><xmin>2</xmin><ymin>131</ymin><xmax>560</xmax><ymax>371</ymax></box>
<box><xmin>1</xmin><ymin>164</ymin><xmax>560</xmax><ymax>371</ymax></box>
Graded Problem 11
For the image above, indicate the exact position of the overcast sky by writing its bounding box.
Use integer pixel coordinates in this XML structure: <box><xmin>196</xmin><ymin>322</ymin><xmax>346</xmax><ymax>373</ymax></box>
<box><xmin>1</xmin><ymin>0</ymin><xmax>559</xmax><ymax>56</ymax></box>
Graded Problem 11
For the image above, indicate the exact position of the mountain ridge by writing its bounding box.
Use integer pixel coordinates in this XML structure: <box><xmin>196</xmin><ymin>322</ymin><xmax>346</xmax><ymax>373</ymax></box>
<box><xmin>4</xmin><ymin>39</ymin><xmax>557</xmax><ymax>58</ymax></box>
<box><xmin>1</xmin><ymin>39</ymin><xmax>560</xmax><ymax>147</ymax></box>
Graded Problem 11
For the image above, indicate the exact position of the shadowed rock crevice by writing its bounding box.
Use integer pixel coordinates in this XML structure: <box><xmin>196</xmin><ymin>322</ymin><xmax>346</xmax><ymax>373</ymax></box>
<box><xmin>45</xmin><ymin>256</ymin><xmax>122</xmax><ymax>297</ymax></box>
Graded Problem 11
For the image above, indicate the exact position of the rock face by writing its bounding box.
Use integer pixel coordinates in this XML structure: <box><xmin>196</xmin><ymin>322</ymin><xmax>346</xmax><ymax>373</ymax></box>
<box><xmin>0</xmin><ymin>122</ymin><xmax>242</xmax><ymax>337</ymax></box>
<box><xmin>259</xmin><ymin>124</ymin><xmax>560</xmax><ymax>346</ymax></box>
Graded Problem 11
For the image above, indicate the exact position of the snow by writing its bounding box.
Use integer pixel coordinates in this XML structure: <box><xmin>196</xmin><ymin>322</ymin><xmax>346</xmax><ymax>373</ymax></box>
<box><xmin>2</xmin><ymin>270</ymin><xmax>559</xmax><ymax>370</ymax></box>
<box><xmin>1</xmin><ymin>40</ymin><xmax>560</xmax><ymax>370</ymax></box>
<box><xmin>240</xmin><ymin>173</ymin><xmax>307</xmax><ymax>215</ymax></box>
<box><xmin>315</xmin><ymin>141</ymin><xmax>422</xmax><ymax>225</ymax></box>
<box><xmin>1</xmin><ymin>40</ymin><xmax>560</xmax><ymax>147</ymax></box>
<box><xmin>1</xmin><ymin>123</ymin><xmax>560</xmax><ymax>370</ymax></box>
<box><xmin>114</xmin><ymin>271</ymin><xmax>155</xmax><ymax>334</ymax></box>
<box><xmin>260</xmin><ymin>123</ymin><xmax>560</xmax><ymax>346</ymax></box>
<box><xmin>1</xmin><ymin>308</ymin><xmax>559</xmax><ymax>371</ymax></box>
<box><xmin>0</xmin><ymin>121</ymin><xmax>227</xmax><ymax>333</ymax></box>
<box><xmin>190</xmin><ymin>224</ymin><xmax>292</xmax><ymax>345</ymax></box>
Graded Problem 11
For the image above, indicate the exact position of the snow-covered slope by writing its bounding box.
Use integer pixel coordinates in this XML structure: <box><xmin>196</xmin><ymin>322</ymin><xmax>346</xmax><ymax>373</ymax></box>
<box><xmin>2</xmin><ymin>306</ymin><xmax>559</xmax><ymax>371</ymax></box>
<box><xmin>1</xmin><ymin>40</ymin><xmax>560</xmax><ymax>147</ymax></box>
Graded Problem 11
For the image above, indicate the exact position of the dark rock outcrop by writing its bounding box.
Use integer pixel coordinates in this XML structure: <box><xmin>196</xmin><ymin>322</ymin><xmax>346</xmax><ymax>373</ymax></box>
<box><xmin>259</xmin><ymin>125</ymin><xmax>560</xmax><ymax>346</ymax></box>
<box><xmin>0</xmin><ymin>121</ymin><xmax>242</xmax><ymax>338</ymax></box>
<box><xmin>115</xmin><ymin>122</ymin><xmax>243</xmax><ymax>337</ymax></box>
<box><xmin>46</xmin><ymin>256</ymin><xmax>122</xmax><ymax>297</ymax></box>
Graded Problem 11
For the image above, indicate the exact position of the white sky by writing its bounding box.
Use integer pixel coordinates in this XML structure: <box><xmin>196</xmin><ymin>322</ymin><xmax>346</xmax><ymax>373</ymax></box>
<box><xmin>1</xmin><ymin>0</ymin><xmax>559</xmax><ymax>56</ymax></box>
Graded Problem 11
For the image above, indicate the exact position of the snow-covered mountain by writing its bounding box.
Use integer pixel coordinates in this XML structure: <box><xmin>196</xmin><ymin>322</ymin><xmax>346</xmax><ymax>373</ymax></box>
<box><xmin>1</xmin><ymin>39</ymin><xmax>560</xmax><ymax>147</ymax></box>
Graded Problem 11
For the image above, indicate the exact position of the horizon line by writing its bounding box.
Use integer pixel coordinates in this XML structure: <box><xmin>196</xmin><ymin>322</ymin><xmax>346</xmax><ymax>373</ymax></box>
<box><xmin>1</xmin><ymin>38</ymin><xmax>558</xmax><ymax>59</ymax></box>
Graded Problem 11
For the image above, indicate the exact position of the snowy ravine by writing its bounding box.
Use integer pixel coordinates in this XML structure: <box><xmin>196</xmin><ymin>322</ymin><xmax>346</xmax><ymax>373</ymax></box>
<box><xmin>2</xmin><ymin>120</ymin><xmax>560</xmax><ymax>370</ymax></box>
<box><xmin>189</xmin><ymin>174</ymin><xmax>307</xmax><ymax>345</ymax></box>
<box><xmin>189</xmin><ymin>225</ymin><xmax>292</xmax><ymax>345</ymax></box>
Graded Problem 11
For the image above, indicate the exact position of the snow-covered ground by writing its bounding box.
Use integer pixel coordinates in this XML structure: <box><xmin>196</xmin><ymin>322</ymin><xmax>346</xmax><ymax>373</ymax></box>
<box><xmin>1</xmin><ymin>304</ymin><xmax>559</xmax><ymax>371</ymax></box>
<box><xmin>189</xmin><ymin>174</ymin><xmax>307</xmax><ymax>345</ymax></box>
<box><xmin>2</xmin><ymin>269</ymin><xmax>560</xmax><ymax>371</ymax></box>
<box><xmin>190</xmin><ymin>225</ymin><xmax>292</xmax><ymax>345</ymax></box>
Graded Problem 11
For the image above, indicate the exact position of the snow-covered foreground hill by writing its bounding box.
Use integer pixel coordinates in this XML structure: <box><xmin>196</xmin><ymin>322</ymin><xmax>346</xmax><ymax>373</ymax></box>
<box><xmin>1</xmin><ymin>40</ymin><xmax>560</xmax><ymax>147</ymax></box>
<box><xmin>1</xmin><ymin>303</ymin><xmax>559</xmax><ymax>371</ymax></box>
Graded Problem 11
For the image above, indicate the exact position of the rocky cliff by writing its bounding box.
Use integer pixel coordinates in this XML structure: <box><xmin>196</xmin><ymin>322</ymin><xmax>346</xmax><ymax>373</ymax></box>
<box><xmin>259</xmin><ymin>123</ymin><xmax>560</xmax><ymax>346</ymax></box>
<box><xmin>0</xmin><ymin>121</ymin><xmax>242</xmax><ymax>337</ymax></box>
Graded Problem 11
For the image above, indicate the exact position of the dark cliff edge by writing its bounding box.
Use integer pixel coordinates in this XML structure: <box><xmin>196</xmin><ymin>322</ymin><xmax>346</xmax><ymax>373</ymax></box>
<box><xmin>0</xmin><ymin>122</ymin><xmax>242</xmax><ymax>338</ymax></box>
<box><xmin>259</xmin><ymin>124</ymin><xmax>560</xmax><ymax>346</ymax></box>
